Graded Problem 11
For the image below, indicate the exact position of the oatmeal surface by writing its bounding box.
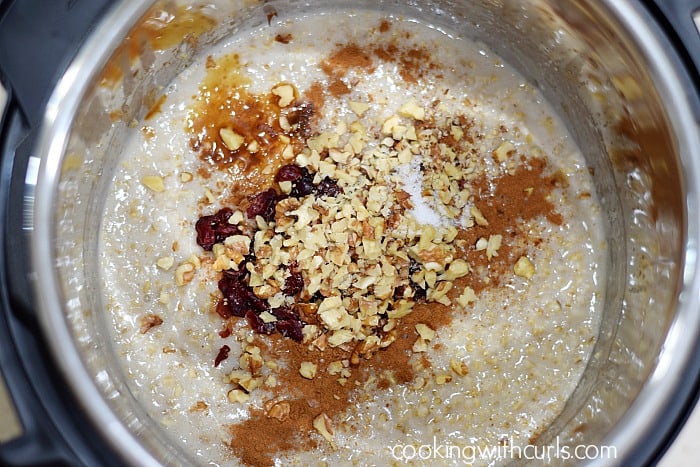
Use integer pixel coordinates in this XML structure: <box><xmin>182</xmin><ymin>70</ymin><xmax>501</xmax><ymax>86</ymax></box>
<box><xmin>101</xmin><ymin>7</ymin><xmax>605</xmax><ymax>466</ymax></box>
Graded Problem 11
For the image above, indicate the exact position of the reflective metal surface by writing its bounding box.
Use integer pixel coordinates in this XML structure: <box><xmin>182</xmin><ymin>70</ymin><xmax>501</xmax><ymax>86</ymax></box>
<box><xmin>30</xmin><ymin>0</ymin><xmax>700</xmax><ymax>465</ymax></box>
<box><xmin>0</xmin><ymin>81</ymin><xmax>21</xmax><ymax>442</ymax></box>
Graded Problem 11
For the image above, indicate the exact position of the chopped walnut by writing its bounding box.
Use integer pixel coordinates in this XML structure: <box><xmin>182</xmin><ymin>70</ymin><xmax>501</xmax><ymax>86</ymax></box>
<box><xmin>470</xmin><ymin>206</ymin><xmax>489</xmax><ymax>226</ymax></box>
<box><xmin>313</xmin><ymin>413</ymin><xmax>335</xmax><ymax>446</ymax></box>
<box><xmin>415</xmin><ymin>323</ymin><xmax>435</xmax><ymax>341</ymax></box>
<box><xmin>240</xmin><ymin>346</ymin><xmax>263</xmax><ymax>375</ymax></box>
<box><xmin>156</xmin><ymin>256</ymin><xmax>174</xmax><ymax>271</ymax></box>
<box><xmin>486</xmin><ymin>234</ymin><xmax>503</xmax><ymax>260</ymax></box>
<box><xmin>219</xmin><ymin>127</ymin><xmax>245</xmax><ymax>151</ymax></box>
<box><xmin>264</xmin><ymin>400</ymin><xmax>291</xmax><ymax>421</ymax></box>
<box><xmin>449</xmin><ymin>358</ymin><xmax>469</xmax><ymax>376</ymax></box>
<box><xmin>412</xmin><ymin>337</ymin><xmax>429</xmax><ymax>353</ymax></box>
<box><xmin>435</xmin><ymin>374</ymin><xmax>452</xmax><ymax>385</ymax></box>
<box><xmin>272</xmin><ymin>83</ymin><xmax>296</xmax><ymax>107</ymax></box>
<box><xmin>141</xmin><ymin>175</ymin><xmax>165</xmax><ymax>193</ymax></box>
<box><xmin>457</xmin><ymin>286</ymin><xmax>477</xmax><ymax>307</ymax></box>
<box><xmin>442</xmin><ymin>259</ymin><xmax>469</xmax><ymax>281</ymax></box>
<box><xmin>229</xmin><ymin>369</ymin><xmax>263</xmax><ymax>393</ymax></box>
<box><xmin>139</xmin><ymin>314</ymin><xmax>163</xmax><ymax>334</ymax></box>
<box><xmin>398</xmin><ymin>99</ymin><xmax>425</xmax><ymax>121</ymax></box>
<box><xmin>299</xmin><ymin>361</ymin><xmax>318</xmax><ymax>379</ymax></box>
<box><xmin>174</xmin><ymin>262</ymin><xmax>195</xmax><ymax>286</ymax></box>
<box><xmin>493</xmin><ymin>141</ymin><xmax>515</xmax><ymax>163</ymax></box>
<box><xmin>514</xmin><ymin>255</ymin><xmax>535</xmax><ymax>279</ymax></box>
<box><xmin>348</xmin><ymin>100</ymin><xmax>369</xmax><ymax>116</ymax></box>
<box><xmin>224</xmin><ymin>234</ymin><xmax>251</xmax><ymax>266</ymax></box>
<box><xmin>227</xmin><ymin>389</ymin><xmax>250</xmax><ymax>404</ymax></box>
<box><xmin>189</xmin><ymin>401</ymin><xmax>209</xmax><ymax>412</ymax></box>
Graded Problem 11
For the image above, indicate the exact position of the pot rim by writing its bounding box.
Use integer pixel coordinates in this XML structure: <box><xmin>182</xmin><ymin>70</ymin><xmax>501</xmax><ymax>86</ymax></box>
<box><xmin>590</xmin><ymin>1</ymin><xmax>700</xmax><ymax>464</ymax></box>
<box><xmin>30</xmin><ymin>1</ymin><xmax>164</xmax><ymax>465</ymax></box>
<box><xmin>29</xmin><ymin>0</ymin><xmax>700</xmax><ymax>465</ymax></box>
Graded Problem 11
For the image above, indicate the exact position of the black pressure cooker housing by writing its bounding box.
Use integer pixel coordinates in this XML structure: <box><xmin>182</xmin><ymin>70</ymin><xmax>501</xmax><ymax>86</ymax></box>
<box><xmin>1</xmin><ymin>1</ymin><xmax>699</xmax><ymax>465</ymax></box>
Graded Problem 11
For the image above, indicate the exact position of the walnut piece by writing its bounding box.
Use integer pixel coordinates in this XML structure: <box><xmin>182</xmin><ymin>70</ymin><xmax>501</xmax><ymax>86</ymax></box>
<box><xmin>141</xmin><ymin>175</ymin><xmax>165</xmax><ymax>193</ymax></box>
<box><xmin>449</xmin><ymin>358</ymin><xmax>469</xmax><ymax>376</ymax></box>
<box><xmin>272</xmin><ymin>83</ymin><xmax>296</xmax><ymax>107</ymax></box>
<box><xmin>264</xmin><ymin>400</ymin><xmax>291</xmax><ymax>421</ymax></box>
<box><xmin>174</xmin><ymin>262</ymin><xmax>195</xmax><ymax>286</ymax></box>
<box><xmin>219</xmin><ymin>127</ymin><xmax>245</xmax><ymax>151</ymax></box>
<box><xmin>514</xmin><ymin>255</ymin><xmax>535</xmax><ymax>279</ymax></box>
<box><xmin>139</xmin><ymin>314</ymin><xmax>163</xmax><ymax>334</ymax></box>
<box><xmin>299</xmin><ymin>361</ymin><xmax>318</xmax><ymax>379</ymax></box>
<box><xmin>227</xmin><ymin>389</ymin><xmax>250</xmax><ymax>404</ymax></box>
<box><xmin>313</xmin><ymin>413</ymin><xmax>335</xmax><ymax>445</ymax></box>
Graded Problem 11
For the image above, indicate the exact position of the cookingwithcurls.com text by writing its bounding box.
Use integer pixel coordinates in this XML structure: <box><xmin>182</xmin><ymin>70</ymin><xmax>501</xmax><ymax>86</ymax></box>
<box><xmin>389</xmin><ymin>436</ymin><xmax>617</xmax><ymax>464</ymax></box>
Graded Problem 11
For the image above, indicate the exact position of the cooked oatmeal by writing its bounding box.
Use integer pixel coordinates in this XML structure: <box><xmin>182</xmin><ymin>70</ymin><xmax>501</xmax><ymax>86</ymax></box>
<box><xmin>100</xmin><ymin>7</ymin><xmax>604</xmax><ymax>466</ymax></box>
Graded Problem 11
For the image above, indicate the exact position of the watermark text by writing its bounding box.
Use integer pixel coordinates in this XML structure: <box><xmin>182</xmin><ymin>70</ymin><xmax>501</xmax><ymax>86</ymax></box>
<box><xmin>389</xmin><ymin>436</ymin><xmax>617</xmax><ymax>464</ymax></box>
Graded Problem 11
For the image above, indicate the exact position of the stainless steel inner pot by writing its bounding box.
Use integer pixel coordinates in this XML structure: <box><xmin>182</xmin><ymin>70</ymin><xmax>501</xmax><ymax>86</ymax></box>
<box><xmin>30</xmin><ymin>0</ymin><xmax>700</xmax><ymax>465</ymax></box>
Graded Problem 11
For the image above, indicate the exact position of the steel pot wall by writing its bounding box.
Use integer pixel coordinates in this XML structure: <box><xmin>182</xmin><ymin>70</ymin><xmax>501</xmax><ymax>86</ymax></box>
<box><xmin>31</xmin><ymin>0</ymin><xmax>700</xmax><ymax>465</ymax></box>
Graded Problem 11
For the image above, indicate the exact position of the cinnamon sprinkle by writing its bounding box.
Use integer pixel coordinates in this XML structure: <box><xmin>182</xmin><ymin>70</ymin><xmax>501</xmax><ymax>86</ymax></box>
<box><xmin>224</xmin><ymin>160</ymin><xmax>561</xmax><ymax>465</ymax></box>
<box><xmin>318</xmin><ymin>20</ymin><xmax>441</xmax><ymax>97</ymax></box>
<box><xmin>227</xmin><ymin>298</ymin><xmax>455</xmax><ymax>466</ymax></box>
<box><xmin>191</xmin><ymin>18</ymin><xmax>565</xmax><ymax>466</ymax></box>
<box><xmin>460</xmin><ymin>159</ymin><xmax>564</xmax><ymax>292</ymax></box>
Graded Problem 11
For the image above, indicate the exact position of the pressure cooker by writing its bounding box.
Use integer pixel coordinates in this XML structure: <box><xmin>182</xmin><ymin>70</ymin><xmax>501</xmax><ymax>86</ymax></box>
<box><xmin>1</xmin><ymin>0</ymin><xmax>700</xmax><ymax>465</ymax></box>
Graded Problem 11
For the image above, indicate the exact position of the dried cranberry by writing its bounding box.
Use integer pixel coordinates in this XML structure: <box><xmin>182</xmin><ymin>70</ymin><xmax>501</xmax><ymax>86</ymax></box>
<box><xmin>195</xmin><ymin>223</ymin><xmax>216</xmax><ymax>250</ymax></box>
<box><xmin>275</xmin><ymin>164</ymin><xmax>304</xmax><ymax>182</ymax></box>
<box><xmin>271</xmin><ymin>307</ymin><xmax>304</xmax><ymax>341</ymax></box>
<box><xmin>283</xmin><ymin>272</ymin><xmax>304</xmax><ymax>296</ymax></box>
<box><xmin>311</xmin><ymin>291</ymin><xmax>326</xmax><ymax>303</ymax></box>
<box><xmin>217</xmin><ymin>281</ymin><xmax>249</xmax><ymax>318</ymax></box>
<box><xmin>276</xmin><ymin>319</ymin><xmax>304</xmax><ymax>342</ymax></box>
<box><xmin>393</xmin><ymin>285</ymin><xmax>406</xmax><ymax>300</ymax></box>
<box><xmin>245</xmin><ymin>310</ymin><xmax>276</xmax><ymax>335</ymax></box>
<box><xmin>214</xmin><ymin>345</ymin><xmax>231</xmax><ymax>367</ymax></box>
<box><xmin>291</xmin><ymin>178</ymin><xmax>315</xmax><ymax>197</ymax></box>
<box><xmin>287</xmin><ymin>102</ymin><xmax>315</xmax><ymax>139</ymax></box>
<box><xmin>316</xmin><ymin>177</ymin><xmax>341</xmax><ymax>198</ymax></box>
<box><xmin>270</xmin><ymin>306</ymin><xmax>297</xmax><ymax>321</ymax></box>
<box><xmin>196</xmin><ymin>207</ymin><xmax>240</xmax><ymax>250</ymax></box>
<box><xmin>215</xmin><ymin>299</ymin><xmax>233</xmax><ymax>319</ymax></box>
<box><xmin>412</xmin><ymin>282</ymin><xmax>427</xmax><ymax>301</ymax></box>
<box><xmin>246</xmin><ymin>188</ymin><xmax>279</xmax><ymax>222</ymax></box>
<box><xmin>219</xmin><ymin>323</ymin><xmax>232</xmax><ymax>338</ymax></box>
<box><xmin>246</xmin><ymin>289</ymin><xmax>268</xmax><ymax>313</ymax></box>
<box><xmin>221</xmin><ymin>268</ymin><xmax>247</xmax><ymax>283</ymax></box>
<box><xmin>217</xmin><ymin>223</ymin><xmax>240</xmax><ymax>240</ymax></box>
<box><xmin>218</xmin><ymin>271</ymin><xmax>267</xmax><ymax>317</ymax></box>
<box><xmin>290</xmin><ymin>169</ymin><xmax>315</xmax><ymax>198</ymax></box>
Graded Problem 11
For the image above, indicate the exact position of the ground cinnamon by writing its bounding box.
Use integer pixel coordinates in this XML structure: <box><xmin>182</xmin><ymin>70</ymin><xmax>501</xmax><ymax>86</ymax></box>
<box><xmin>227</xmin><ymin>296</ymin><xmax>455</xmax><ymax>466</ymax></box>
<box><xmin>224</xmin><ymin>157</ymin><xmax>561</xmax><ymax>465</ymax></box>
